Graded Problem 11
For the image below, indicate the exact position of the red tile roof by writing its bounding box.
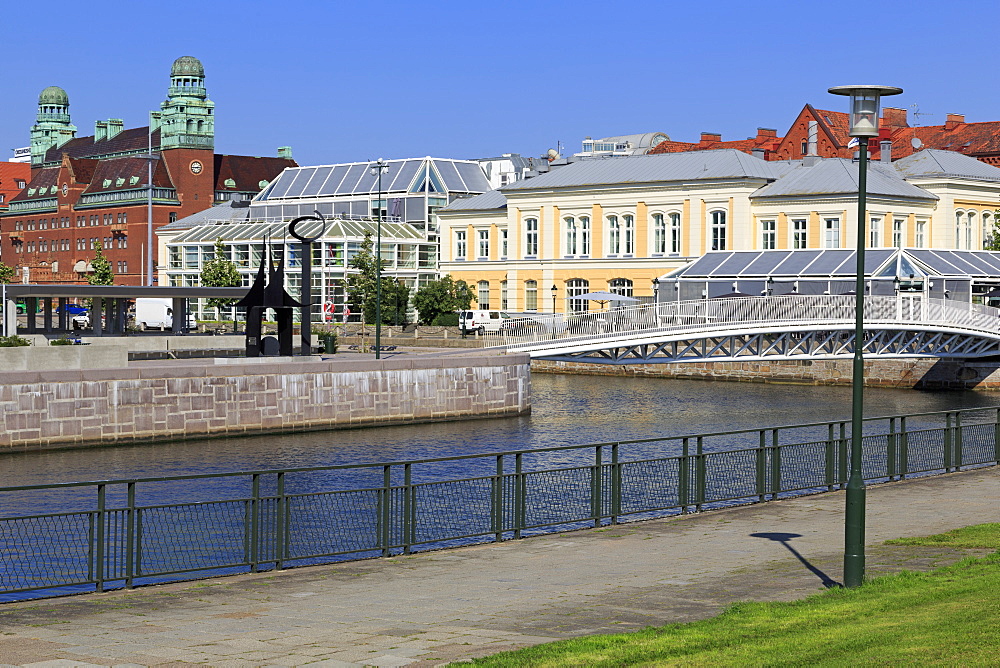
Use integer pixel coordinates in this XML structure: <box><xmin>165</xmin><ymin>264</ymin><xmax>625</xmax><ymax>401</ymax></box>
<box><xmin>9</xmin><ymin>167</ymin><xmax>59</xmax><ymax>202</ymax></box>
<box><xmin>213</xmin><ymin>155</ymin><xmax>296</xmax><ymax>192</ymax></box>
<box><xmin>0</xmin><ymin>162</ymin><xmax>30</xmax><ymax>205</ymax></box>
<box><xmin>81</xmin><ymin>156</ymin><xmax>174</xmax><ymax>195</ymax></box>
<box><xmin>44</xmin><ymin>127</ymin><xmax>162</xmax><ymax>163</ymax></box>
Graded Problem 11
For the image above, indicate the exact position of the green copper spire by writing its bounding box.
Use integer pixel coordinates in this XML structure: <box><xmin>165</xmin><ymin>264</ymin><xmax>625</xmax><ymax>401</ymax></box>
<box><xmin>31</xmin><ymin>86</ymin><xmax>77</xmax><ymax>166</ymax></box>
<box><xmin>160</xmin><ymin>56</ymin><xmax>215</xmax><ymax>150</ymax></box>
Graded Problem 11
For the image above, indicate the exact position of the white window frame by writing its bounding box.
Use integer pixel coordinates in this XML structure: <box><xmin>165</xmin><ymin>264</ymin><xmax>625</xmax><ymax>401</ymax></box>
<box><xmin>892</xmin><ymin>219</ymin><xmax>904</xmax><ymax>248</ymax></box>
<box><xmin>623</xmin><ymin>214</ymin><xmax>634</xmax><ymax>255</ymax></box>
<box><xmin>915</xmin><ymin>220</ymin><xmax>927</xmax><ymax>248</ymax></box>
<box><xmin>792</xmin><ymin>218</ymin><xmax>807</xmax><ymax>249</ymax></box>
<box><xmin>710</xmin><ymin>210</ymin><xmax>726</xmax><ymax>251</ymax></box>
<box><xmin>477</xmin><ymin>229</ymin><xmax>489</xmax><ymax>258</ymax></box>
<box><xmin>524</xmin><ymin>280</ymin><xmax>538</xmax><ymax>311</ymax></box>
<box><xmin>760</xmin><ymin>219</ymin><xmax>776</xmax><ymax>250</ymax></box>
<box><xmin>607</xmin><ymin>214</ymin><xmax>621</xmax><ymax>255</ymax></box>
<box><xmin>580</xmin><ymin>215</ymin><xmax>591</xmax><ymax>256</ymax></box>
<box><xmin>823</xmin><ymin>217</ymin><xmax>841</xmax><ymax>248</ymax></box>
<box><xmin>869</xmin><ymin>216</ymin><xmax>882</xmax><ymax>247</ymax></box>
<box><xmin>524</xmin><ymin>217</ymin><xmax>538</xmax><ymax>257</ymax></box>
<box><xmin>564</xmin><ymin>216</ymin><xmax>577</xmax><ymax>256</ymax></box>
<box><xmin>455</xmin><ymin>230</ymin><xmax>467</xmax><ymax>260</ymax></box>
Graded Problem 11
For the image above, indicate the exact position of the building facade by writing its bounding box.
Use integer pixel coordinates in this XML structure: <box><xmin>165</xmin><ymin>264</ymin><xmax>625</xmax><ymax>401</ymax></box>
<box><xmin>0</xmin><ymin>57</ymin><xmax>295</xmax><ymax>285</ymax></box>
<box><xmin>0</xmin><ymin>162</ymin><xmax>29</xmax><ymax>212</ymax></box>
<box><xmin>436</xmin><ymin>149</ymin><xmax>1000</xmax><ymax>314</ymax></box>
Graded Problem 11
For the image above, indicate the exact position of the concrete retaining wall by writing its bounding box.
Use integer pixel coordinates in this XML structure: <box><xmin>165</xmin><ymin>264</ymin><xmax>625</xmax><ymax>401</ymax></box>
<box><xmin>532</xmin><ymin>357</ymin><xmax>1000</xmax><ymax>390</ymax></box>
<box><xmin>0</xmin><ymin>353</ymin><xmax>531</xmax><ymax>452</ymax></box>
<box><xmin>0</xmin><ymin>344</ymin><xmax>128</xmax><ymax>370</ymax></box>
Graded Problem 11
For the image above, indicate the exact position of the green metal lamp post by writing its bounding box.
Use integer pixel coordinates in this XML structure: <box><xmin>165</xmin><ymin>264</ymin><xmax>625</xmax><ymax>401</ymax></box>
<box><xmin>828</xmin><ymin>84</ymin><xmax>903</xmax><ymax>588</ymax></box>
<box><xmin>370</xmin><ymin>159</ymin><xmax>389</xmax><ymax>360</ymax></box>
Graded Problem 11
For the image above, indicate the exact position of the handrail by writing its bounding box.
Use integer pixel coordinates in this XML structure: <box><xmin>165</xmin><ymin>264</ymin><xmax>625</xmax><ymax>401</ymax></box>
<box><xmin>486</xmin><ymin>295</ymin><xmax>1000</xmax><ymax>351</ymax></box>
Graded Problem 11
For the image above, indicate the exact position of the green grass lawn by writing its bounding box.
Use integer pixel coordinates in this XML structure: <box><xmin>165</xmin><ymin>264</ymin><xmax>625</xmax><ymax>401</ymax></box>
<box><xmin>471</xmin><ymin>524</ymin><xmax>1000</xmax><ymax>667</ymax></box>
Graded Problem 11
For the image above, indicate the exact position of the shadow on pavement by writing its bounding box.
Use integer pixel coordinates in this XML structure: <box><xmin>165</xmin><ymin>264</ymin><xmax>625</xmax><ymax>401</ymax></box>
<box><xmin>750</xmin><ymin>532</ymin><xmax>841</xmax><ymax>588</ymax></box>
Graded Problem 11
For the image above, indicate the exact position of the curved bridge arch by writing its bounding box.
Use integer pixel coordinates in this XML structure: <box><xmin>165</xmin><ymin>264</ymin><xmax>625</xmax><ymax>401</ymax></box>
<box><xmin>485</xmin><ymin>295</ymin><xmax>1000</xmax><ymax>364</ymax></box>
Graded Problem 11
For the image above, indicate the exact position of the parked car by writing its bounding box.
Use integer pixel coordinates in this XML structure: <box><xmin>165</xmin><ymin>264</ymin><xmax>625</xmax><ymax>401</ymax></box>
<box><xmin>56</xmin><ymin>304</ymin><xmax>89</xmax><ymax>315</ymax></box>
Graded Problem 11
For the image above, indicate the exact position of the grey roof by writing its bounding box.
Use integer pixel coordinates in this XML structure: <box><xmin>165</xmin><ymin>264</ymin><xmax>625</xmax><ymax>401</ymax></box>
<box><xmin>440</xmin><ymin>189</ymin><xmax>507</xmax><ymax>212</ymax></box>
<box><xmin>501</xmin><ymin>150</ymin><xmax>792</xmax><ymax>191</ymax></box>
<box><xmin>893</xmin><ymin>149</ymin><xmax>1000</xmax><ymax>182</ymax></box>
<box><xmin>255</xmin><ymin>157</ymin><xmax>490</xmax><ymax>201</ymax></box>
<box><xmin>170</xmin><ymin>217</ymin><xmax>424</xmax><ymax>244</ymax></box>
<box><xmin>751</xmin><ymin>159</ymin><xmax>937</xmax><ymax>200</ymax></box>
<box><xmin>157</xmin><ymin>201</ymin><xmax>251</xmax><ymax>233</ymax></box>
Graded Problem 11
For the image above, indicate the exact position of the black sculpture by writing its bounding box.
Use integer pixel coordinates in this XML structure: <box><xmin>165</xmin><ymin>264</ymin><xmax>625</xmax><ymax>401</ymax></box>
<box><xmin>236</xmin><ymin>237</ymin><xmax>303</xmax><ymax>357</ymax></box>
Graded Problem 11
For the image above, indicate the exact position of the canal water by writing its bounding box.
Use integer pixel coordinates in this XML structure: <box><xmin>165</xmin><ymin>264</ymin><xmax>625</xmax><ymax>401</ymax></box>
<box><xmin>3</xmin><ymin>373</ymin><xmax>997</xmax><ymax>486</ymax></box>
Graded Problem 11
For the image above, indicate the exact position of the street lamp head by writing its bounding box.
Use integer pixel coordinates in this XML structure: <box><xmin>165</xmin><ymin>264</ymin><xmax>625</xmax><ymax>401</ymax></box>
<box><xmin>828</xmin><ymin>85</ymin><xmax>903</xmax><ymax>137</ymax></box>
<box><xmin>550</xmin><ymin>285</ymin><xmax>557</xmax><ymax>293</ymax></box>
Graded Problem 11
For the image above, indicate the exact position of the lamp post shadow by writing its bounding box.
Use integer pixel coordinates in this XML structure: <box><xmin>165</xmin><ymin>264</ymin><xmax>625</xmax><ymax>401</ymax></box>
<box><xmin>750</xmin><ymin>532</ymin><xmax>841</xmax><ymax>588</ymax></box>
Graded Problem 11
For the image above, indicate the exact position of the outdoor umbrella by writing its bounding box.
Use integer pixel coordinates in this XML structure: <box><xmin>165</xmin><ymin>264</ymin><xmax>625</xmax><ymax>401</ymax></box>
<box><xmin>574</xmin><ymin>291</ymin><xmax>640</xmax><ymax>303</ymax></box>
<box><xmin>710</xmin><ymin>291</ymin><xmax>753</xmax><ymax>299</ymax></box>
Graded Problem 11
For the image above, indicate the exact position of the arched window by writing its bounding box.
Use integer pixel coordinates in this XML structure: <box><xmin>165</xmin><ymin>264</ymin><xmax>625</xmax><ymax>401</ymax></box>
<box><xmin>623</xmin><ymin>214</ymin><xmax>634</xmax><ymax>254</ymax></box>
<box><xmin>500</xmin><ymin>280</ymin><xmax>508</xmax><ymax>310</ymax></box>
<box><xmin>652</xmin><ymin>213</ymin><xmax>666</xmax><ymax>254</ymax></box>
<box><xmin>564</xmin><ymin>216</ymin><xmax>577</xmax><ymax>255</ymax></box>
<box><xmin>609</xmin><ymin>278</ymin><xmax>633</xmax><ymax>297</ymax></box>
<box><xmin>710</xmin><ymin>210</ymin><xmax>727</xmax><ymax>251</ymax></box>
<box><xmin>580</xmin><ymin>216</ymin><xmax>591</xmax><ymax>255</ymax></box>
<box><xmin>956</xmin><ymin>211</ymin><xmax>965</xmax><ymax>249</ymax></box>
<box><xmin>967</xmin><ymin>211</ymin><xmax>977</xmax><ymax>250</ymax></box>
<box><xmin>567</xmin><ymin>278</ymin><xmax>590</xmax><ymax>313</ymax></box>
<box><xmin>607</xmin><ymin>215</ymin><xmax>621</xmax><ymax>254</ymax></box>
<box><xmin>477</xmin><ymin>281</ymin><xmax>490</xmax><ymax>309</ymax></box>
<box><xmin>524</xmin><ymin>280</ymin><xmax>538</xmax><ymax>311</ymax></box>
<box><xmin>983</xmin><ymin>211</ymin><xmax>994</xmax><ymax>248</ymax></box>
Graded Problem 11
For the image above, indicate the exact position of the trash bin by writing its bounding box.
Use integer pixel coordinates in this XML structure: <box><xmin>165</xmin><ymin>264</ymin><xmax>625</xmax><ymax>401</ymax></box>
<box><xmin>321</xmin><ymin>333</ymin><xmax>337</xmax><ymax>354</ymax></box>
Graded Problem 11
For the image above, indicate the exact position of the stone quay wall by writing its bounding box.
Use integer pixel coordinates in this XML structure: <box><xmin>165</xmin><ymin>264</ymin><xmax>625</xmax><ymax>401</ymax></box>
<box><xmin>532</xmin><ymin>357</ymin><xmax>1000</xmax><ymax>390</ymax></box>
<box><xmin>0</xmin><ymin>353</ymin><xmax>531</xmax><ymax>452</ymax></box>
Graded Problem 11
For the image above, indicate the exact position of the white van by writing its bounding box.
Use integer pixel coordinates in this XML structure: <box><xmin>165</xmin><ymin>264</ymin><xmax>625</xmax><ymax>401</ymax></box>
<box><xmin>458</xmin><ymin>310</ymin><xmax>509</xmax><ymax>334</ymax></box>
<box><xmin>133</xmin><ymin>298</ymin><xmax>196</xmax><ymax>331</ymax></box>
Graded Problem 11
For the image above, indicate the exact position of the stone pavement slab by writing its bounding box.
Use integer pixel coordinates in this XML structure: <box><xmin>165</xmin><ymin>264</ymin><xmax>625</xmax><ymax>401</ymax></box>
<box><xmin>0</xmin><ymin>467</ymin><xmax>997</xmax><ymax>667</ymax></box>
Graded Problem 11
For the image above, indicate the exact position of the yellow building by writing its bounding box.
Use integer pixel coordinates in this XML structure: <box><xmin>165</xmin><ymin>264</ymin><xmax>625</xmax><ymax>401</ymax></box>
<box><xmin>437</xmin><ymin>149</ymin><xmax>1000</xmax><ymax>313</ymax></box>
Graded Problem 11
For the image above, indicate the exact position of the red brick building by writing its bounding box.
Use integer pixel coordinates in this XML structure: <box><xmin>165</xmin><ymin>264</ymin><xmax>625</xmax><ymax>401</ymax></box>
<box><xmin>651</xmin><ymin>104</ymin><xmax>1000</xmax><ymax>166</ymax></box>
<box><xmin>1</xmin><ymin>57</ymin><xmax>295</xmax><ymax>285</ymax></box>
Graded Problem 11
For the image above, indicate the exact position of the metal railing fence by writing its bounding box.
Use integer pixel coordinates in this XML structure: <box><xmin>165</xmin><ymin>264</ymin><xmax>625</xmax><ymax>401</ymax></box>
<box><xmin>487</xmin><ymin>295</ymin><xmax>1000</xmax><ymax>349</ymax></box>
<box><xmin>2</xmin><ymin>405</ymin><xmax>999</xmax><ymax>600</ymax></box>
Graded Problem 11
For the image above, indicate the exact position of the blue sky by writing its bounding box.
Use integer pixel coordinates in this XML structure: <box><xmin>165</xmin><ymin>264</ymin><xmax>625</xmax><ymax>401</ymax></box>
<box><xmin>4</xmin><ymin>0</ymin><xmax>999</xmax><ymax>167</ymax></box>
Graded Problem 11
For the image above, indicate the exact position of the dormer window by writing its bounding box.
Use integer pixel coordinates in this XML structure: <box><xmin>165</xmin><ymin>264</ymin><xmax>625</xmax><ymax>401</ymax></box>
<box><xmin>115</xmin><ymin>178</ymin><xmax>125</xmax><ymax>187</ymax></box>
<box><xmin>130</xmin><ymin>176</ymin><xmax>140</xmax><ymax>185</ymax></box>
<box><xmin>27</xmin><ymin>188</ymin><xmax>36</xmax><ymax>196</ymax></box>
<box><xmin>224</xmin><ymin>178</ymin><xmax>237</xmax><ymax>188</ymax></box>
<box><xmin>102</xmin><ymin>179</ymin><xmax>112</xmax><ymax>188</ymax></box>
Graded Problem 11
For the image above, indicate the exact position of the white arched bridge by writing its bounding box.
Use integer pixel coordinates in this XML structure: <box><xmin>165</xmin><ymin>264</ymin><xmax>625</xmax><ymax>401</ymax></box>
<box><xmin>482</xmin><ymin>295</ymin><xmax>1000</xmax><ymax>364</ymax></box>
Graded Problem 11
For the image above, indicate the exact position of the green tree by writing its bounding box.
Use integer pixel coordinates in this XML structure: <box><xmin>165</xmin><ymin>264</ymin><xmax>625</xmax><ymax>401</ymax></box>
<box><xmin>986</xmin><ymin>210</ymin><xmax>1000</xmax><ymax>251</ymax></box>
<box><xmin>200</xmin><ymin>238</ymin><xmax>243</xmax><ymax>312</ymax></box>
<box><xmin>342</xmin><ymin>231</ymin><xmax>406</xmax><ymax>325</ymax></box>
<box><xmin>87</xmin><ymin>241</ymin><xmax>114</xmax><ymax>285</ymax></box>
<box><xmin>412</xmin><ymin>275</ymin><xmax>474</xmax><ymax>325</ymax></box>
<box><xmin>0</xmin><ymin>261</ymin><xmax>15</xmax><ymax>284</ymax></box>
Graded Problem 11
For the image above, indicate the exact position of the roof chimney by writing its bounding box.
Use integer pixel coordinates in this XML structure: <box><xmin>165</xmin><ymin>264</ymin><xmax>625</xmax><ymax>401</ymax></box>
<box><xmin>107</xmin><ymin>119</ymin><xmax>123</xmax><ymax>140</ymax></box>
<box><xmin>882</xmin><ymin>107</ymin><xmax>909</xmax><ymax>128</ymax></box>
<box><xmin>756</xmin><ymin>128</ymin><xmax>777</xmax><ymax>139</ymax></box>
<box><xmin>94</xmin><ymin>120</ymin><xmax>107</xmax><ymax>143</ymax></box>
<box><xmin>278</xmin><ymin>146</ymin><xmax>293</xmax><ymax>159</ymax></box>
<box><xmin>945</xmin><ymin>113</ymin><xmax>965</xmax><ymax>130</ymax></box>
<box><xmin>752</xmin><ymin>147</ymin><xmax>766</xmax><ymax>159</ymax></box>
<box><xmin>700</xmin><ymin>132</ymin><xmax>721</xmax><ymax>144</ymax></box>
<box><xmin>880</xmin><ymin>140</ymin><xmax>892</xmax><ymax>163</ymax></box>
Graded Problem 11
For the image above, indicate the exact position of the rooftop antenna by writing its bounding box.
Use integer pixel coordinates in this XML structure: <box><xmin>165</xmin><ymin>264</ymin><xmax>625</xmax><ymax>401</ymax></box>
<box><xmin>909</xmin><ymin>104</ymin><xmax>932</xmax><ymax>152</ymax></box>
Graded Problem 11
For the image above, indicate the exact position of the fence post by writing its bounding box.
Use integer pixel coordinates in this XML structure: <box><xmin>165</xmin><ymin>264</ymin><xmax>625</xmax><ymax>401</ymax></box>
<box><xmin>403</xmin><ymin>463</ymin><xmax>414</xmax><ymax>555</ymax></box>
<box><xmin>770</xmin><ymin>429</ymin><xmax>781</xmax><ymax>500</ymax></box>
<box><xmin>592</xmin><ymin>446</ymin><xmax>603</xmax><ymax>527</ymax></box>
<box><xmin>955</xmin><ymin>412</ymin><xmax>963</xmax><ymax>470</ymax></box>
<box><xmin>887</xmin><ymin>418</ymin><xmax>897</xmax><ymax>481</ymax></box>
<box><xmin>250</xmin><ymin>473</ymin><xmax>260</xmax><ymax>572</ymax></box>
<box><xmin>679</xmin><ymin>437</ymin><xmax>690</xmax><ymax>513</ymax></box>
<box><xmin>125</xmin><ymin>482</ymin><xmax>136</xmax><ymax>589</ymax></box>
<box><xmin>995</xmin><ymin>409</ymin><xmax>1000</xmax><ymax>465</ymax></box>
<box><xmin>493</xmin><ymin>455</ymin><xmax>504</xmax><ymax>542</ymax></box>
<box><xmin>381</xmin><ymin>465</ymin><xmax>391</xmax><ymax>557</ymax></box>
<box><xmin>944</xmin><ymin>413</ymin><xmax>953</xmax><ymax>473</ymax></box>
<box><xmin>95</xmin><ymin>483</ymin><xmax>106</xmax><ymax>593</ymax></box>
<box><xmin>899</xmin><ymin>416</ymin><xmax>909</xmax><ymax>479</ymax></box>
<box><xmin>695</xmin><ymin>436</ymin><xmax>706</xmax><ymax>512</ymax></box>
<box><xmin>756</xmin><ymin>430</ymin><xmax>767</xmax><ymax>501</ymax></box>
<box><xmin>839</xmin><ymin>422</ymin><xmax>848</xmax><ymax>488</ymax></box>
<box><xmin>825</xmin><ymin>423</ymin><xmax>836</xmax><ymax>491</ymax></box>
<box><xmin>611</xmin><ymin>443</ymin><xmax>621</xmax><ymax>525</ymax></box>
<box><xmin>515</xmin><ymin>453</ymin><xmax>525</xmax><ymax>539</ymax></box>
<box><xmin>275</xmin><ymin>472</ymin><xmax>286</xmax><ymax>569</ymax></box>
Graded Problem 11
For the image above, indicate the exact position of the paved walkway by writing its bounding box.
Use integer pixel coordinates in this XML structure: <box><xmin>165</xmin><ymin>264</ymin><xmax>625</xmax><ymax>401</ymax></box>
<box><xmin>1</xmin><ymin>467</ymin><xmax>998</xmax><ymax>667</ymax></box>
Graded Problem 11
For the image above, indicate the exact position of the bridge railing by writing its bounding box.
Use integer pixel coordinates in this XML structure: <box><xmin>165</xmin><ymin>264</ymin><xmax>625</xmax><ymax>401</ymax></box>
<box><xmin>487</xmin><ymin>295</ymin><xmax>1000</xmax><ymax>350</ymax></box>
